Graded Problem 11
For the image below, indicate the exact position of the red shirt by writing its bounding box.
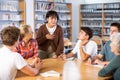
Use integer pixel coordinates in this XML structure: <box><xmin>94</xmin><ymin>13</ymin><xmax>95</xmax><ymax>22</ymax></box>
<box><xmin>15</xmin><ymin>39</ymin><xmax>38</xmax><ymax>59</ymax></box>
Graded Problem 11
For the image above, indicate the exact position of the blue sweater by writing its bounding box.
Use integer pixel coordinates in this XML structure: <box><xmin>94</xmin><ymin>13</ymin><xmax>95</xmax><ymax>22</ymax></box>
<box><xmin>98</xmin><ymin>55</ymin><xmax>120</xmax><ymax>77</ymax></box>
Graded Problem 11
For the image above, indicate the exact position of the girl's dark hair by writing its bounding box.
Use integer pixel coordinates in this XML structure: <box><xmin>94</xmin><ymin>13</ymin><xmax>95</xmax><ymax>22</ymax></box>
<box><xmin>45</xmin><ymin>10</ymin><xmax>59</xmax><ymax>23</ymax></box>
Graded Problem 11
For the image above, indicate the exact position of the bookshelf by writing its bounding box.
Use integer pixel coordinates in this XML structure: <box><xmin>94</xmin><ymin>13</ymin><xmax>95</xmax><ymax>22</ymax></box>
<box><xmin>80</xmin><ymin>3</ymin><xmax>120</xmax><ymax>41</ymax></box>
<box><xmin>103</xmin><ymin>3</ymin><xmax>120</xmax><ymax>37</ymax></box>
<box><xmin>35</xmin><ymin>0</ymin><xmax>67</xmax><ymax>3</ymax></box>
<box><xmin>80</xmin><ymin>2</ymin><xmax>120</xmax><ymax>51</ymax></box>
<box><xmin>80</xmin><ymin>4</ymin><xmax>103</xmax><ymax>37</ymax></box>
<box><xmin>34</xmin><ymin>0</ymin><xmax>72</xmax><ymax>42</ymax></box>
<box><xmin>0</xmin><ymin>0</ymin><xmax>25</xmax><ymax>44</ymax></box>
<box><xmin>0</xmin><ymin>0</ymin><xmax>25</xmax><ymax>30</ymax></box>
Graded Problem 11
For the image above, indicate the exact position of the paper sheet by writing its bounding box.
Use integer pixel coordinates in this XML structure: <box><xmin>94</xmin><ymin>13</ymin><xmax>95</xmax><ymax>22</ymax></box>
<box><xmin>40</xmin><ymin>70</ymin><xmax>60</xmax><ymax>77</ymax></box>
<box><xmin>66</xmin><ymin>57</ymin><xmax>75</xmax><ymax>61</ymax></box>
<box><xmin>92</xmin><ymin>64</ymin><xmax>103</xmax><ymax>68</ymax></box>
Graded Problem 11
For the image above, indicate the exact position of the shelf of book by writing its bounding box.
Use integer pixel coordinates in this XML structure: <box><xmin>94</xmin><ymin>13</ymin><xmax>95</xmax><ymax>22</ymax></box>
<box><xmin>80</xmin><ymin>4</ymin><xmax>103</xmax><ymax>38</ymax></box>
<box><xmin>80</xmin><ymin>2</ymin><xmax>120</xmax><ymax>42</ymax></box>
<box><xmin>0</xmin><ymin>0</ymin><xmax>25</xmax><ymax>31</ymax></box>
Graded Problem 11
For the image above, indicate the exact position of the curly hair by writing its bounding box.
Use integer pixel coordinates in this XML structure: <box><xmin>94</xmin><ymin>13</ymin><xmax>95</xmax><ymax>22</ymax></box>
<box><xmin>1</xmin><ymin>26</ymin><xmax>20</xmax><ymax>46</ymax></box>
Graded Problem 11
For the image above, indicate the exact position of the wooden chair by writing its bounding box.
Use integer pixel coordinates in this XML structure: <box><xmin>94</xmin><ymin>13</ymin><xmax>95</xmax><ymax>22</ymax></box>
<box><xmin>91</xmin><ymin>36</ymin><xmax>103</xmax><ymax>53</ymax></box>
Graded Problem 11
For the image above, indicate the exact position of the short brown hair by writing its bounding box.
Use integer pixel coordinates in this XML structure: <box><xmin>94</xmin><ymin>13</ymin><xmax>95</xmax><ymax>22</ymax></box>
<box><xmin>81</xmin><ymin>27</ymin><xmax>93</xmax><ymax>40</ymax></box>
<box><xmin>111</xmin><ymin>22</ymin><xmax>120</xmax><ymax>32</ymax></box>
<box><xmin>1</xmin><ymin>26</ymin><xmax>20</xmax><ymax>46</ymax></box>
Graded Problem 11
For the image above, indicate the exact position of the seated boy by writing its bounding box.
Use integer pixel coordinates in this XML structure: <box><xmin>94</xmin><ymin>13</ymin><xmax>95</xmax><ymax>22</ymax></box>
<box><xmin>62</xmin><ymin>27</ymin><xmax>97</xmax><ymax>62</ymax></box>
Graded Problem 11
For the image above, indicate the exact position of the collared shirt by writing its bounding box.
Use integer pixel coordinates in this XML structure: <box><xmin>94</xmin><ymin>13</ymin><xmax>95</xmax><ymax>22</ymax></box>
<box><xmin>46</xmin><ymin>24</ymin><xmax>57</xmax><ymax>35</ymax></box>
<box><xmin>98</xmin><ymin>55</ymin><xmax>120</xmax><ymax>77</ymax></box>
<box><xmin>15</xmin><ymin>39</ymin><xmax>38</xmax><ymax>59</ymax></box>
<box><xmin>99</xmin><ymin>40</ymin><xmax>115</xmax><ymax>61</ymax></box>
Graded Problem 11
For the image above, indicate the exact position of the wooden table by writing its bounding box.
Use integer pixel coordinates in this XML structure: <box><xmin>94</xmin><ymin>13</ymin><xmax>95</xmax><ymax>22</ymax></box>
<box><xmin>15</xmin><ymin>58</ymin><xmax>112</xmax><ymax>80</ymax></box>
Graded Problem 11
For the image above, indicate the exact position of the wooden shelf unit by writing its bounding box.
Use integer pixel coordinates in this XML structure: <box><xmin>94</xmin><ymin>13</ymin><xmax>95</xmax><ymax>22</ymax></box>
<box><xmin>0</xmin><ymin>0</ymin><xmax>26</xmax><ymax>29</ymax></box>
<box><xmin>80</xmin><ymin>3</ymin><xmax>103</xmax><ymax>38</ymax></box>
<box><xmin>80</xmin><ymin>2</ymin><xmax>120</xmax><ymax>42</ymax></box>
<box><xmin>19</xmin><ymin>0</ymin><xmax>26</xmax><ymax>25</ymax></box>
